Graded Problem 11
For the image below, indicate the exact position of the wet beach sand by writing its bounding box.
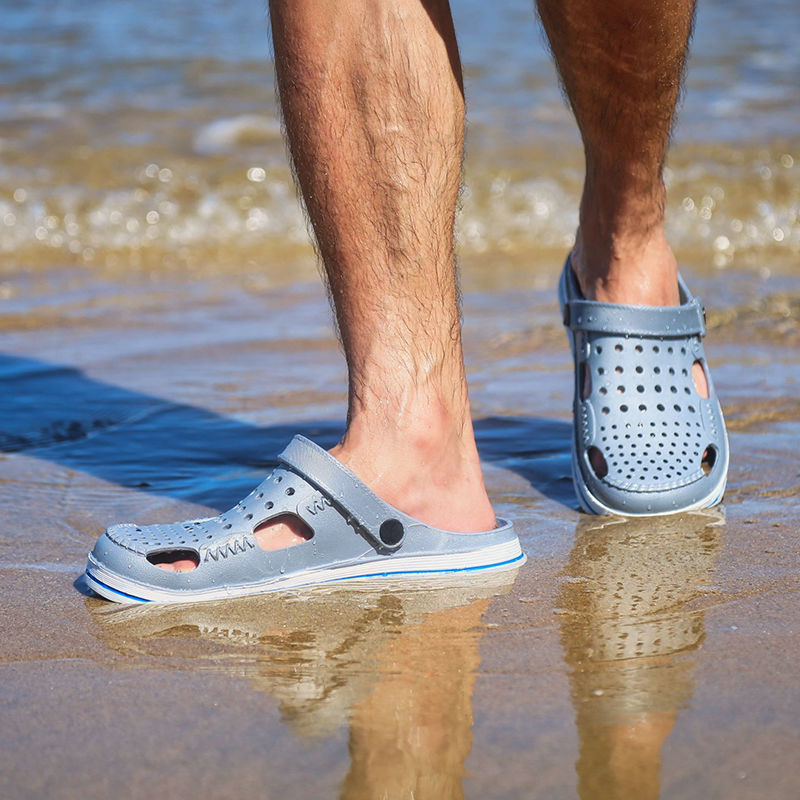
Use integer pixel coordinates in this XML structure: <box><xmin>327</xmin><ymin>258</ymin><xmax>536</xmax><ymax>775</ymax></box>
<box><xmin>2</xmin><ymin>1</ymin><xmax>800</xmax><ymax>798</ymax></box>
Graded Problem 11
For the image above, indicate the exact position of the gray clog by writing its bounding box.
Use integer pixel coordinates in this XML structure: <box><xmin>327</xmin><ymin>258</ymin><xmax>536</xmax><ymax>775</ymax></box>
<box><xmin>85</xmin><ymin>435</ymin><xmax>525</xmax><ymax>603</ymax></box>
<box><xmin>558</xmin><ymin>258</ymin><xmax>729</xmax><ymax>516</ymax></box>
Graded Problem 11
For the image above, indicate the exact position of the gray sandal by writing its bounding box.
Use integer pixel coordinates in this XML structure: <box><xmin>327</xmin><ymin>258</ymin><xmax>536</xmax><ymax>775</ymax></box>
<box><xmin>558</xmin><ymin>258</ymin><xmax>729</xmax><ymax>516</ymax></box>
<box><xmin>85</xmin><ymin>435</ymin><xmax>524</xmax><ymax>603</ymax></box>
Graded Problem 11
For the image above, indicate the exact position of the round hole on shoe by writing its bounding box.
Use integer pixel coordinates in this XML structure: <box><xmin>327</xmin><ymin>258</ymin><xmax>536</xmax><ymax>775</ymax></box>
<box><xmin>688</xmin><ymin>404</ymin><xmax>696</xmax><ymax>413</ymax></box>
<box><xmin>637</xmin><ymin>385</ymin><xmax>645</xmax><ymax>393</ymax></box>
<box><xmin>596</xmin><ymin>345</ymin><xmax>603</xmax><ymax>354</ymax></box>
<box><xmin>602</xmin><ymin>406</ymin><xmax>610</xmax><ymax>415</ymax></box>
<box><xmin>599</xmin><ymin>386</ymin><xmax>607</xmax><ymax>395</ymax></box>
<box><xmin>275</xmin><ymin>476</ymin><xmax>282</xmax><ymax>483</ymax></box>
<box><xmin>286</xmin><ymin>487</ymin><xmax>295</xmax><ymax>496</ymax></box>
<box><xmin>598</xmin><ymin>367</ymin><xmax>605</xmax><ymax>375</ymax></box>
<box><xmin>674</xmin><ymin>404</ymin><xmax>681</xmax><ymax>412</ymax></box>
<box><xmin>654</xmin><ymin>366</ymin><xmax>661</xmax><ymax>374</ymax></box>
<box><xmin>245</xmin><ymin>513</ymin><xmax>253</xmax><ymax>520</ymax></box>
<box><xmin>702</xmin><ymin>445</ymin><xmax>717</xmax><ymax>475</ymax></box>
<box><xmin>653</xmin><ymin>345</ymin><xmax>660</xmax><ymax>353</ymax></box>
<box><xmin>668</xmin><ymin>346</ymin><xmax>673</xmax><ymax>354</ymax></box>
<box><xmin>635</xmin><ymin>366</ymin><xmax>643</xmax><ymax>374</ymax></box>
<box><xmin>617</xmin><ymin>385</ymin><xmax>625</xmax><ymax>393</ymax></box>
<box><xmin>615</xmin><ymin>344</ymin><xmax>623</xmax><ymax>352</ymax></box>
<box><xmin>639</xmin><ymin>404</ymin><xmax>647</xmax><ymax>412</ymax></box>
<box><xmin>657</xmin><ymin>403</ymin><xmax>665</xmax><ymax>411</ymax></box>
<box><xmin>257</xmin><ymin>492</ymin><xmax>264</xmax><ymax>499</ymax></box>
<box><xmin>635</xmin><ymin>345</ymin><xmax>643</xmax><ymax>353</ymax></box>
<box><xmin>620</xmin><ymin>404</ymin><xmax>628</xmax><ymax>412</ymax></box>
<box><xmin>266</xmin><ymin>501</ymin><xmax>274</xmax><ymax>509</ymax></box>
<box><xmin>655</xmin><ymin>385</ymin><xmax>662</xmax><ymax>392</ymax></box>
<box><xmin>379</xmin><ymin>519</ymin><xmax>404</xmax><ymax>547</ymax></box>
<box><xmin>615</xmin><ymin>366</ymin><xmax>624</xmax><ymax>374</ymax></box>
<box><xmin>224</xmin><ymin>523</ymin><xmax>232</xmax><ymax>530</ymax></box>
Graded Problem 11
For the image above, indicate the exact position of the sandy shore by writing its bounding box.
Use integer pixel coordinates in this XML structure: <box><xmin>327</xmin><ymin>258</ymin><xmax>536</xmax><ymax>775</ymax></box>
<box><xmin>1</xmin><ymin>262</ymin><xmax>798</xmax><ymax>799</ymax></box>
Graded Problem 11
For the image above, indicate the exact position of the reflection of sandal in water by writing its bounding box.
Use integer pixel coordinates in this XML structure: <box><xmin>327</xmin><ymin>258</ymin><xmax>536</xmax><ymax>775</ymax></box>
<box><xmin>85</xmin><ymin>436</ymin><xmax>525</xmax><ymax>603</ymax></box>
<box><xmin>558</xmin><ymin>259</ymin><xmax>729</xmax><ymax>516</ymax></box>
<box><xmin>90</xmin><ymin>572</ymin><xmax>517</xmax><ymax>736</ymax></box>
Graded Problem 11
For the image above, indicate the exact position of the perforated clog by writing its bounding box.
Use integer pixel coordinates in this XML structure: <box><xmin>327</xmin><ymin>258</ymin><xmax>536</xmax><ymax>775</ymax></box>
<box><xmin>85</xmin><ymin>436</ymin><xmax>525</xmax><ymax>603</ymax></box>
<box><xmin>558</xmin><ymin>259</ymin><xmax>729</xmax><ymax>516</ymax></box>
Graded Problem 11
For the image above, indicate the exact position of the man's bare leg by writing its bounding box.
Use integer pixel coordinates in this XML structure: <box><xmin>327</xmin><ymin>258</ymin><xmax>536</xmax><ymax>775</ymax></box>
<box><xmin>267</xmin><ymin>0</ymin><xmax>495</xmax><ymax>536</ymax></box>
<box><xmin>157</xmin><ymin>0</ymin><xmax>492</xmax><ymax>571</ymax></box>
<box><xmin>537</xmin><ymin>0</ymin><xmax>692</xmax><ymax>302</ymax></box>
<box><xmin>536</xmin><ymin>0</ymin><xmax>707</xmax><ymax>401</ymax></box>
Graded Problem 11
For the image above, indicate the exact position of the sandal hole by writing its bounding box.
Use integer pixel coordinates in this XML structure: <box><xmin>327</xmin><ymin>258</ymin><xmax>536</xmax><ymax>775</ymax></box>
<box><xmin>579</xmin><ymin>361</ymin><xmax>591</xmax><ymax>399</ymax></box>
<box><xmin>587</xmin><ymin>446</ymin><xmax>608</xmax><ymax>479</ymax></box>
<box><xmin>147</xmin><ymin>549</ymin><xmax>200</xmax><ymax>569</ymax></box>
<box><xmin>702</xmin><ymin>445</ymin><xmax>718</xmax><ymax>475</ymax></box>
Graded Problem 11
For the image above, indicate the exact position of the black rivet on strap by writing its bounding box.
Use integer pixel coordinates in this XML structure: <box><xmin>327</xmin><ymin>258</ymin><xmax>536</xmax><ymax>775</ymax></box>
<box><xmin>379</xmin><ymin>519</ymin><xmax>404</xmax><ymax>548</ymax></box>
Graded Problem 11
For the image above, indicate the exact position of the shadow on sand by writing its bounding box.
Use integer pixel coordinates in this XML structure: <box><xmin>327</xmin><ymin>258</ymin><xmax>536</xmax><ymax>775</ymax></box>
<box><xmin>1</xmin><ymin>352</ymin><xmax>576</xmax><ymax>513</ymax></box>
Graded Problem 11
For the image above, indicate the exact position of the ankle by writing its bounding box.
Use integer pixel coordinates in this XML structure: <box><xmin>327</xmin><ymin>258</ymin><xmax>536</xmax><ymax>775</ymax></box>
<box><xmin>336</xmin><ymin>399</ymin><xmax>482</xmax><ymax>482</ymax></box>
<box><xmin>571</xmin><ymin>225</ymin><xmax>679</xmax><ymax>306</ymax></box>
<box><xmin>330</xmin><ymin>401</ymin><xmax>496</xmax><ymax>532</ymax></box>
<box><xmin>573</xmin><ymin>176</ymin><xmax>680</xmax><ymax>306</ymax></box>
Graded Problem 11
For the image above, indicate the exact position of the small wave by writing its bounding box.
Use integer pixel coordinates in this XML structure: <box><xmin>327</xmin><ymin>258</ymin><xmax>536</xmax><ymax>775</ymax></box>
<box><xmin>0</xmin><ymin>141</ymin><xmax>796</xmax><ymax>275</ymax></box>
<box><xmin>194</xmin><ymin>115</ymin><xmax>282</xmax><ymax>155</ymax></box>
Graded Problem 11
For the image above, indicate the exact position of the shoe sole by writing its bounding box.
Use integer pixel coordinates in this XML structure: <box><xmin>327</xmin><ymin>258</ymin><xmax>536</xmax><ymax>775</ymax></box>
<box><xmin>85</xmin><ymin>541</ymin><xmax>526</xmax><ymax>604</ymax></box>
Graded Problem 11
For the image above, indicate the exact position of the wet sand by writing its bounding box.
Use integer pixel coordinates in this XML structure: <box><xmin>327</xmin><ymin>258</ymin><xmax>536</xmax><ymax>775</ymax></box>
<box><xmin>1</xmin><ymin>262</ymin><xmax>799</xmax><ymax>799</ymax></box>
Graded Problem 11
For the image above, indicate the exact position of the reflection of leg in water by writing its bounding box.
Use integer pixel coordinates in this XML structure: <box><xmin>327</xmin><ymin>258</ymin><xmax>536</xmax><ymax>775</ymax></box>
<box><xmin>342</xmin><ymin>600</ymin><xmax>488</xmax><ymax>800</ymax></box>
<box><xmin>90</xmin><ymin>575</ymin><xmax>511</xmax><ymax>794</ymax></box>
<box><xmin>558</xmin><ymin>512</ymin><xmax>722</xmax><ymax>800</ymax></box>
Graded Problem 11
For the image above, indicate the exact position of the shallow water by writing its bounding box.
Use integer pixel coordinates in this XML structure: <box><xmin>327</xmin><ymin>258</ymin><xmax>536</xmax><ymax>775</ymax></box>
<box><xmin>0</xmin><ymin>0</ymin><xmax>797</xmax><ymax>278</ymax></box>
<box><xmin>1</xmin><ymin>1</ymin><xmax>800</xmax><ymax>799</ymax></box>
<box><xmin>2</xmin><ymin>271</ymin><xmax>800</xmax><ymax>799</ymax></box>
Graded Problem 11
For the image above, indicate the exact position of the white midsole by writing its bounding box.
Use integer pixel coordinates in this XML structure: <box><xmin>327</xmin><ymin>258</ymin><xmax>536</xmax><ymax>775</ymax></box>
<box><xmin>86</xmin><ymin>539</ymin><xmax>526</xmax><ymax>604</ymax></box>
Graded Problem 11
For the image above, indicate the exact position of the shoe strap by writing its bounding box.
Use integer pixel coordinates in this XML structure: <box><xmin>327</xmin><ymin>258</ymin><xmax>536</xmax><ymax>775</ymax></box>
<box><xmin>563</xmin><ymin>296</ymin><xmax>705</xmax><ymax>338</ymax></box>
<box><xmin>278</xmin><ymin>436</ymin><xmax>406</xmax><ymax>552</ymax></box>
